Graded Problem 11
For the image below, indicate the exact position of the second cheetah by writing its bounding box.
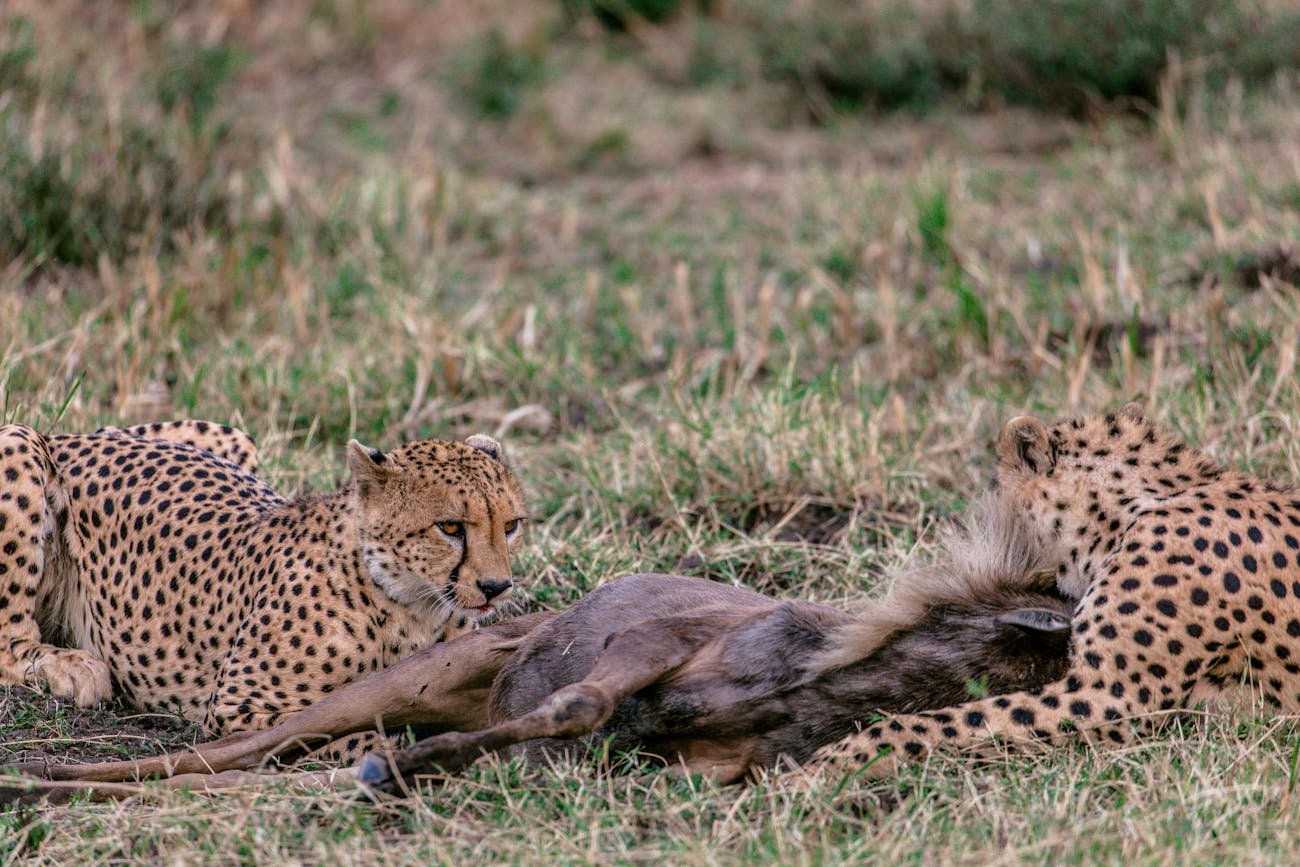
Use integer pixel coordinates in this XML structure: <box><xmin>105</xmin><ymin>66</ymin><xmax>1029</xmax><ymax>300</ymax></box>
<box><xmin>815</xmin><ymin>405</ymin><xmax>1300</xmax><ymax>776</ymax></box>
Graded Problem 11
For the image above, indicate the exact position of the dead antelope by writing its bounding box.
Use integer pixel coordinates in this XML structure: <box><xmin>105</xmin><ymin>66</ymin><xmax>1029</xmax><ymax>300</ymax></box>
<box><xmin>2</xmin><ymin>496</ymin><xmax>1075</xmax><ymax>800</ymax></box>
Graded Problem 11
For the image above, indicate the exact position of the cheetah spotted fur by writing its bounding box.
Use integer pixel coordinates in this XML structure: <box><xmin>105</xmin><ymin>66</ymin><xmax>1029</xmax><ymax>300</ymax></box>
<box><xmin>816</xmin><ymin>404</ymin><xmax>1300</xmax><ymax>775</ymax></box>
<box><xmin>0</xmin><ymin>420</ymin><xmax>526</xmax><ymax>739</ymax></box>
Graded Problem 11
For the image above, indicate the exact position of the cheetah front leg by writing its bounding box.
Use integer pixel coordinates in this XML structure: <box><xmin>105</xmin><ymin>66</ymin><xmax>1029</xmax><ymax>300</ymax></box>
<box><xmin>810</xmin><ymin>673</ymin><xmax>1145</xmax><ymax>778</ymax></box>
<box><xmin>302</xmin><ymin>730</ymin><xmax>409</xmax><ymax>765</ymax></box>
<box><xmin>0</xmin><ymin>425</ymin><xmax>111</xmax><ymax>706</ymax></box>
<box><xmin>813</xmin><ymin>576</ymin><xmax>1217</xmax><ymax>777</ymax></box>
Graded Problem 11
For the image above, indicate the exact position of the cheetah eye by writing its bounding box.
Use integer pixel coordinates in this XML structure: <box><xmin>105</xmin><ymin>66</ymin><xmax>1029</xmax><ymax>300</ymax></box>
<box><xmin>437</xmin><ymin>521</ymin><xmax>465</xmax><ymax>538</ymax></box>
<box><xmin>504</xmin><ymin>518</ymin><xmax>523</xmax><ymax>535</ymax></box>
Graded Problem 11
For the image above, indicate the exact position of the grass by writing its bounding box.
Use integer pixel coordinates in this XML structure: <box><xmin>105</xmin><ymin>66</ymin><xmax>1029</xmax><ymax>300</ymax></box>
<box><xmin>1</xmin><ymin>0</ymin><xmax>1299</xmax><ymax>862</ymax></box>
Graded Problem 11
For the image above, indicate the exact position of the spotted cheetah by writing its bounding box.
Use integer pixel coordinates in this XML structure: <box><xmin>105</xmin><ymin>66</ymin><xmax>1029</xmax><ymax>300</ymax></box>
<box><xmin>816</xmin><ymin>404</ymin><xmax>1300</xmax><ymax>775</ymax></box>
<box><xmin>0</xmin><ymin>420</ymin><xmax>526</xmax><ymax>738</ymax></box>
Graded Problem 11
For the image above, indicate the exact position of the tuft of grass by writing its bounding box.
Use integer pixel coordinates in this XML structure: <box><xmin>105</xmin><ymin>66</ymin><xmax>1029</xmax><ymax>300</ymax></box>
<box><xmin>151</xmin><ymin>42</ymin><xmax>242</xmax><ymax>138</ymax></box>
<box><xmin>452</xmin><ymin>28</ymin><xmax>549</xmax><ymax>120</ymax></box>
<box><xmin>945</xmin><ymin>268</ymin><xmax>989</xmax><ymax>347</ymax></box>
<box><xmin>0</xmin><ymin>15</ymin><xmax>38</xmax><ymax>104</ymax></box>
<box><xmin>914</xmin><ymin>186</ymin><xmax>951</xmax><ymax>262</ymax></box>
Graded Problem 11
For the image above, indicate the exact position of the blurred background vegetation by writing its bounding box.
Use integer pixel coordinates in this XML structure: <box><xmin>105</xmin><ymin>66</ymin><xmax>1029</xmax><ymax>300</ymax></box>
<box><xmin>2</xmin><ymin>0</ymin><xmax>1297</xmax><ymax>274</ymax></box>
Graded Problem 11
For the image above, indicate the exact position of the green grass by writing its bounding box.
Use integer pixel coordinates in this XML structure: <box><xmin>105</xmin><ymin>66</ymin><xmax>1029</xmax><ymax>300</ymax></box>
<box><xmin>1</xmin><ymin>0</ymin><xmax>1299</xmax><ymax>863</ymax></box>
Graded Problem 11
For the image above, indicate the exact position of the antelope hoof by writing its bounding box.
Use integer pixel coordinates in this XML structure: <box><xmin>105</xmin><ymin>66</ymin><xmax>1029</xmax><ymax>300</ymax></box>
<box><xmin>355</xmin><ymin>752</ymin><xmax>393</xmax><ymax>790</ymax></box>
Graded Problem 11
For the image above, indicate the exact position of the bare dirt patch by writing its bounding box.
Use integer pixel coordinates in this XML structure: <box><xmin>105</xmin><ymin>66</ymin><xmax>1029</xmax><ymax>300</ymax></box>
<box><xmin>0</xmin><ymin>687</ymin><xmax>201</xmax><ymax>768</ymax></box>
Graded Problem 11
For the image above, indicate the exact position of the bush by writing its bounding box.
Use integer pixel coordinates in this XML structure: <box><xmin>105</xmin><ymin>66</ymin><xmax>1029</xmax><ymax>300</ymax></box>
<box><xmin>0</xmin><ymin>33</ymin><xmax>238</xmax><ymax>269</ymax></box>
<box><xmin>747</xmin><ymin>1</ymin><xmax>953</xmax><ymax>112</ymax></box>
<box><xmin>771</xmin><ymin>0</ymin><xmax>1299</xmax><ymax>114</ymax></box>
<box><xmin>573</xmin><ymin>0</ymin><xmax>1300</xmax><ymax>116</ymax></box>
<box><xmin>451</xmin><ymin>28</ymin><xmax>548</xmax><ymax>119</ymax></box>
<box><xmin>0</xmin><ymin>122</ymin><xmax>234</xmax><ymax>268</ymax></box>
<box><xmin>563</xmin><ymin>0</ymin><xmax>689</xmax><ymax>29</ymax></box>
<box><xmin>960</xmin><ymin>0</ymin><xmax>1281</xmax><ymax>111</ymax></box>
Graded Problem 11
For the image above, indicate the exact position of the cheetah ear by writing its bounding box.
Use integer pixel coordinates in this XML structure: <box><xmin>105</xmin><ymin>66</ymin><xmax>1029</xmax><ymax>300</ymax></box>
<box><xmin>996</xmin><ymin>415</ymin><xmax>1053</xmax><ymax>475</ymax></box>
<box><xmin>1120</xmin><ymin>401</ymin><xmax>1146</xmax><ymax>423</ymax></box>
<box><xmin>347</xmin><ymin>439</ymin><xmax>392</xmax><ymax>496</ymax></box>
<box><xmin>464</xmin><ymin>434</ymin><xmax>506</xmax><ymax>464</ymax></box>
<box><xmin>996</xmin><ymin>607</ymin><xmax>1072</xmax><ymax>654</ymax></box>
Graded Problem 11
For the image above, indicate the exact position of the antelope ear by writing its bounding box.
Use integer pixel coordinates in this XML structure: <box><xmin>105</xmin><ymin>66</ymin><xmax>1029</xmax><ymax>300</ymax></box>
<box><xmin>464</xmin><ymin>434</ymin><xmax>505</xmax><ymax>463</ymax></box>
<box><xmin>347</xmin><ymin>439</ymin><xmax>391</xmax><ymax>496</ymax></box>
<box><xmin>996</xmin><ymin>607</ymin><xmax>1072</xmax><ymax>654</ymax></box>
<box><xmin>1120</xmin><ymin>401</ymin><xmax>1146</xmax><ymax>423</ymax></box>
<box><xmin>996</xmin><ymin>415</ymin><xmax>1053</xmax><ymax>475</ymax></box>
<box><xmin>995</xmin><ymin>607</ymin><xmax>1070</xmax><ymax>635</ymax></box>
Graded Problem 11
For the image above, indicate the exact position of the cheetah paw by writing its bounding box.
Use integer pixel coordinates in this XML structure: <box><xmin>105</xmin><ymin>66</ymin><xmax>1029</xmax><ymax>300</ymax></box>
<box><xmin>32</xmin><ymin>648</ymin><xmax>112</xmax><ymax>706</ymax></box>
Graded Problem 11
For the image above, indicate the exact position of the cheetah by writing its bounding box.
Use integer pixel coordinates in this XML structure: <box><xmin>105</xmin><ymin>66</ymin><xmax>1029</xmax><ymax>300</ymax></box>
<box><xmin>815</xmin><ymin>404</ymin><xmax>1300</xmax><ymax>776</ymax></box>
<box><xmin>0</xmin><ymin>420</ymin><xmax>526</xmax><ymax>738</ymax></box>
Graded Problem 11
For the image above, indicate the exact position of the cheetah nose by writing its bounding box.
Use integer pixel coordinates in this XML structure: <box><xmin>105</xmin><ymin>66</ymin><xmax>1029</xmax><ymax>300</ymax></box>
<box><xmin>477</xmin><ymin>579</ymin><xmax>513</xmax><ymax>602</ymax></box>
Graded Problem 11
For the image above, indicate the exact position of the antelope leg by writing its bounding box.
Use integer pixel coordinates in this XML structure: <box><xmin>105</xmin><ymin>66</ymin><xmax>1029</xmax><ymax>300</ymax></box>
<box><xmin>0</xmin><ymin>767</ymin><xmax>361</xmax><ymax>806</ymax></box>
<box><xmin>357</xmin><ymin>610</ymin><xmax>735</xmax><ymax>790</ymax></box>
<box><xmin>3</xmin><ymin>612</ymin><xmax>554</xmax><ymax>786</ymax></box>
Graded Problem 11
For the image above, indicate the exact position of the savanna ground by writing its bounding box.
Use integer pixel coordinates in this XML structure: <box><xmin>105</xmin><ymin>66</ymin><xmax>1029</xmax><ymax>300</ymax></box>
<box><xmin>2</xmin><ymin>0</ymin><xmax>1300</xmax><ymax>862</ymax></box>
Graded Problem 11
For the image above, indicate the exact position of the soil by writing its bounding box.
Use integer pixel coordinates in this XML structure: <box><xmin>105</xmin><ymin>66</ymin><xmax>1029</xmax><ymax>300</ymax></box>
<box><xmin>0</xmin><ymin>686</ymin><xmax>201</xmax><ymax>767</ymax></box>
<box><xmin>1234</xmin><ymin>242</ymin><xmax>1300</xmax><ymax>289</ymax></box>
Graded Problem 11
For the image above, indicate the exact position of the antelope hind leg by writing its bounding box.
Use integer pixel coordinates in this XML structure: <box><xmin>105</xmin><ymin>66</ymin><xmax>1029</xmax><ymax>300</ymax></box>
<box><xmin>0</xmin><ymin>767</ymin><xmax>361</xmax><ymax>806</ymax></box>
<box><xmin>2</xmin><ymin>612</ymin><xmax>553</xmax><ymax>788</ymax></box>
<box><xmin>357</xmin><ymin>610</ymin><xmax>737</xmax><ymax>790</ymax></box>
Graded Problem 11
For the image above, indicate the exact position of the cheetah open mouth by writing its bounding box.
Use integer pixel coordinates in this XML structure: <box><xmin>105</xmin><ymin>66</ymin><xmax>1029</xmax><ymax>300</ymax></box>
<box><xmin>449</xmin><ymin>599</ymin><xmax>497</xmax><ymax>619</ymax></box>
<box><xmin>439</xmin><ymin>581</ymin><xmax>506</xmax><ymax>623</ymax></box>
<box><xmin>467</xmin><ymin>602</ymin><xmax>503</xmax><ymax>626</ymax></box>
<box><xmin>450</xmin><ymin>595</ymin><xmax>500</xmax><ymax>621</ymax></box>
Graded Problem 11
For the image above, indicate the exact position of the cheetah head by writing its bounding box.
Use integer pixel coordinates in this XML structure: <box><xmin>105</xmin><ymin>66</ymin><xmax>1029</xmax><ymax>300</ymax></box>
<box><xmin>992</xmin><ymin>403</ymin><xmax>1217</xmax><ymax>597</ymax></box>
<box><xmin>347</xmin><ymin>434</ymin><xmax>527</xmax><ymax>627</ymax></box>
